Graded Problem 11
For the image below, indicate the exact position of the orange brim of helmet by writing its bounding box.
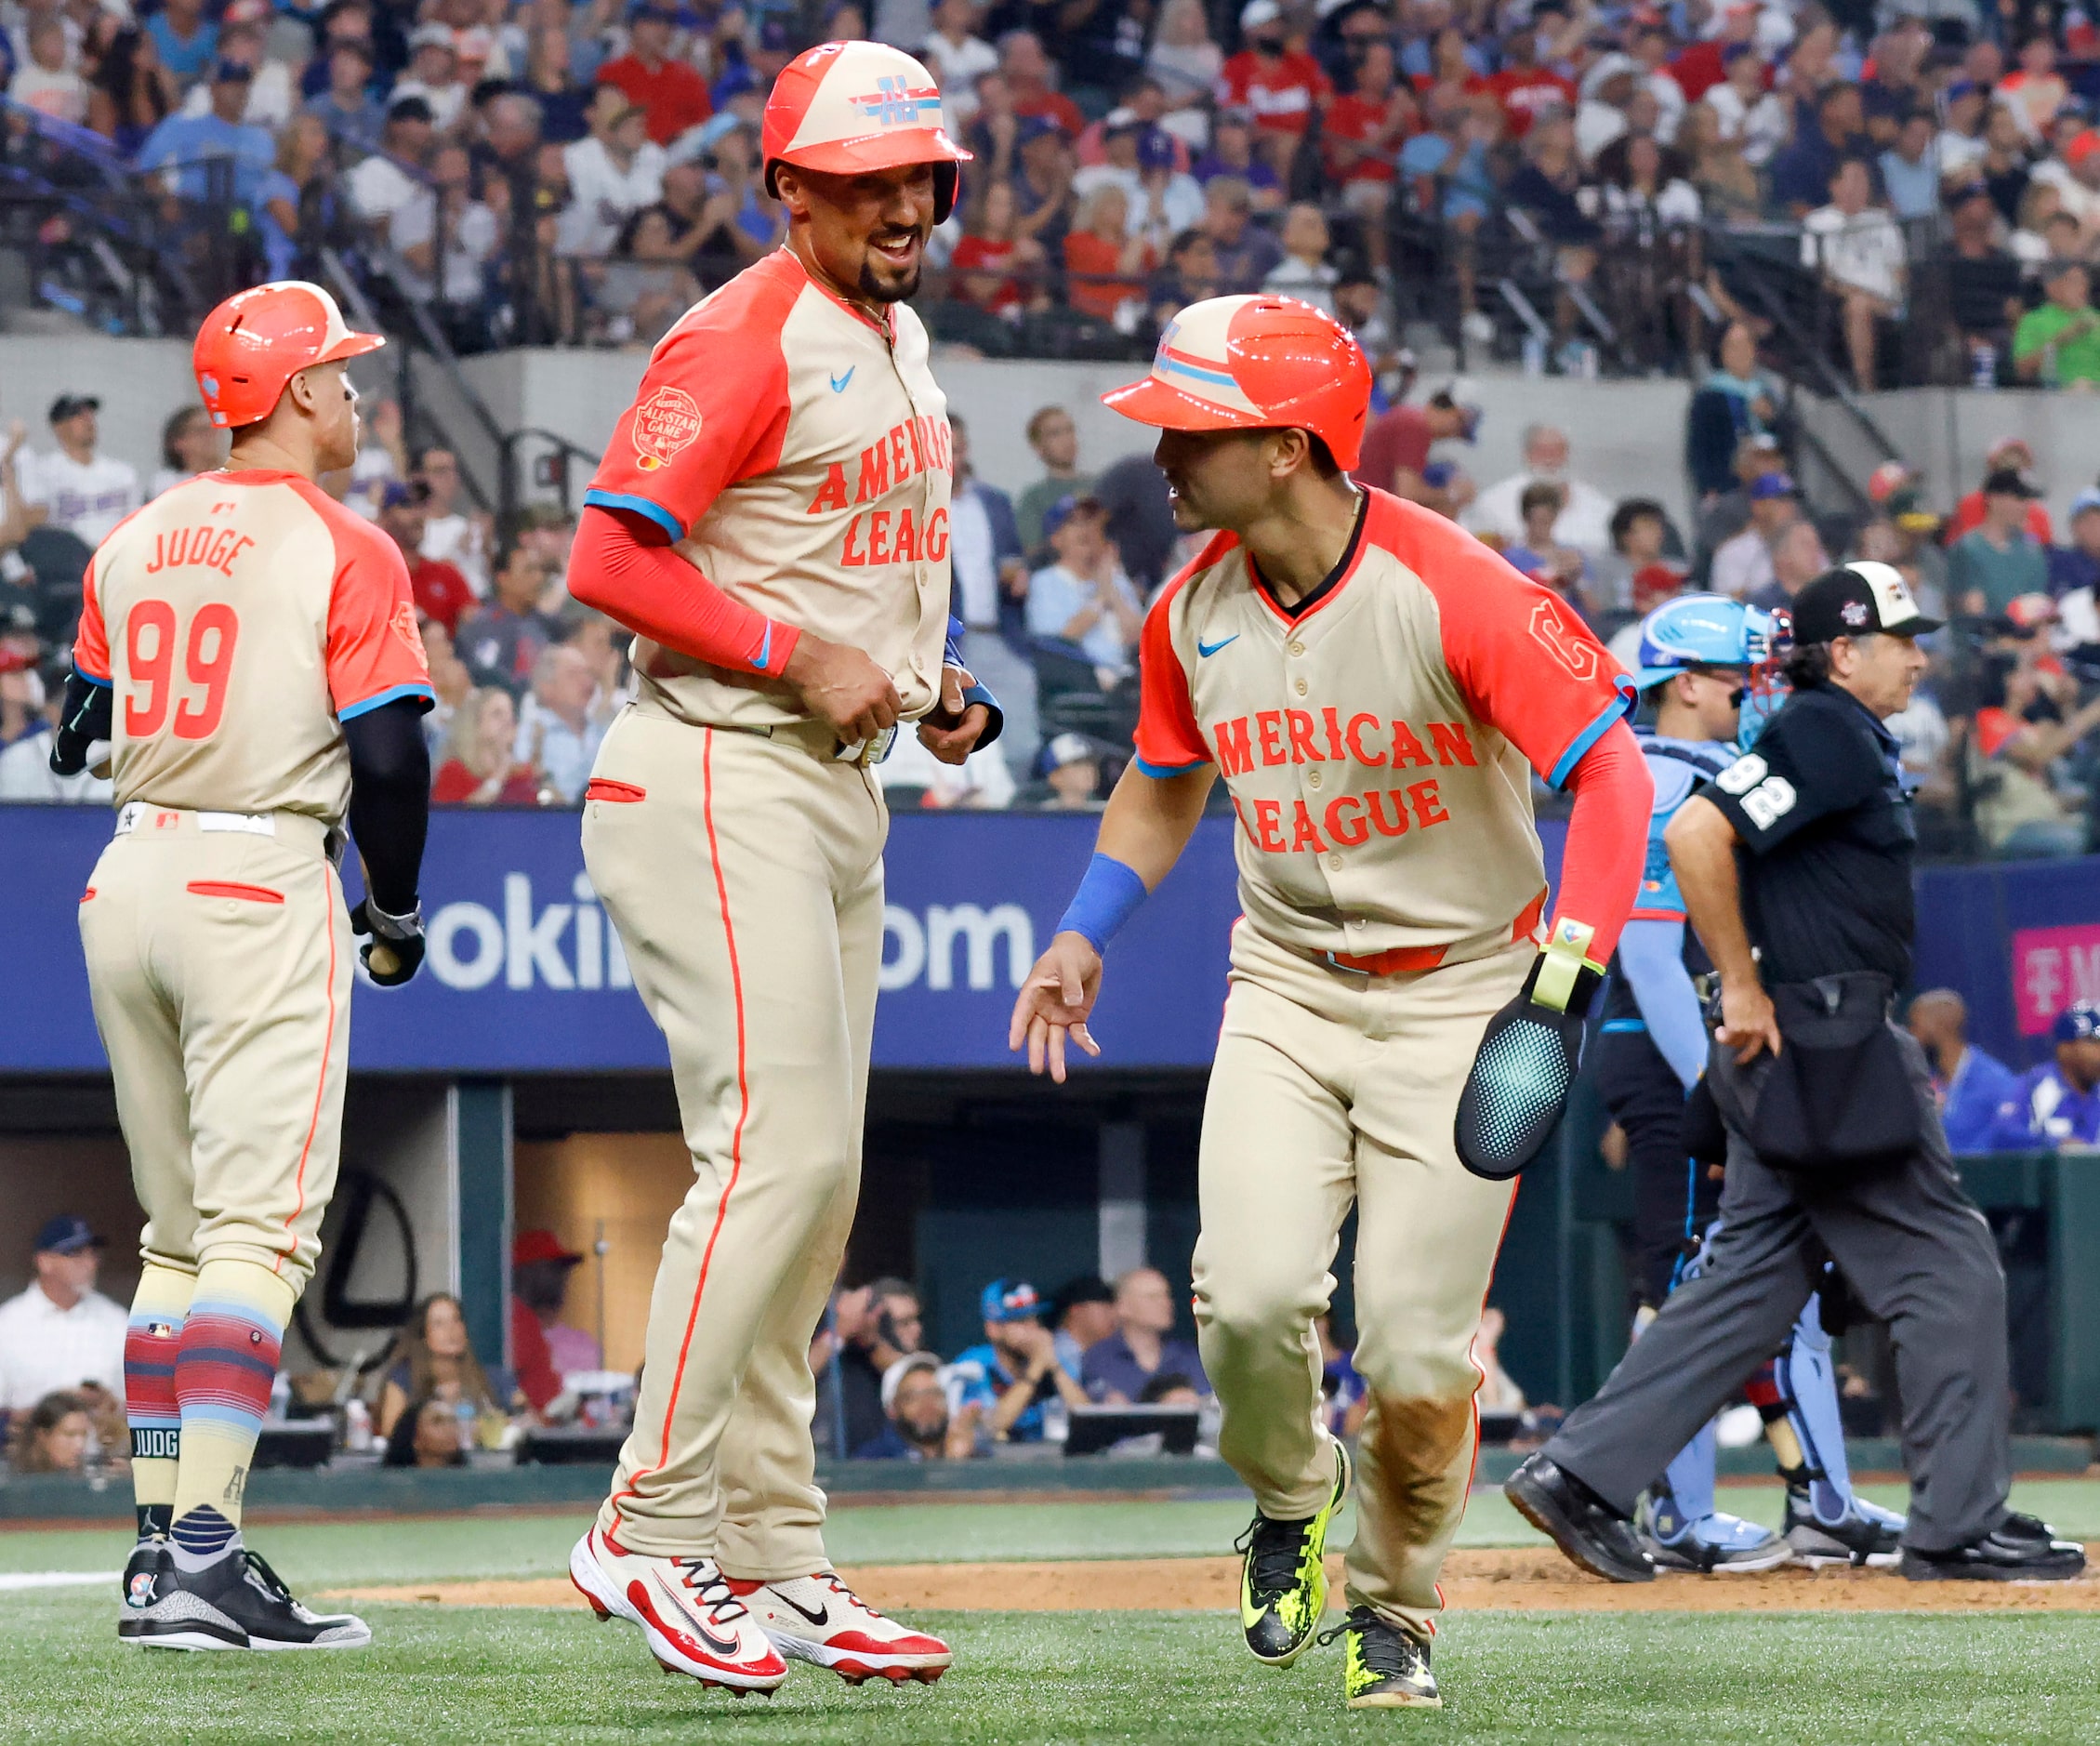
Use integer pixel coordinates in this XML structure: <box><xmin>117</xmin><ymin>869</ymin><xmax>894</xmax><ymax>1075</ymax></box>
<box><xmin>1101</xmin><ymin>375</ymin><xmax>1262</xmax><ymax>433</ymax></box>
<box><xmin>773</xmin><ymin>126</ymin><xmax>973</xmax><ymax>175</ymax></box>
<box><xmin>320</xmin><ymin>330</ymin><xmax>387</xmax><ymax>364</ymax></box>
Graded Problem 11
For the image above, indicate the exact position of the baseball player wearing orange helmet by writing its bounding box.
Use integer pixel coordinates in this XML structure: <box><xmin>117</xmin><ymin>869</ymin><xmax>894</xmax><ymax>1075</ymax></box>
<box><xmin>1010</xmin><ymin>296</ymin><xmax>1650</xmax><ymax>1709</ymax></box>
<box><xmin>52</xmin><ymin>281</ymin><xmax>434</xmax><ymax>1651</ymax></box>
<box><xmin>562</xmin><ymin>42</ymin><xmax>987</xmax><ymax>1694</ymax></box>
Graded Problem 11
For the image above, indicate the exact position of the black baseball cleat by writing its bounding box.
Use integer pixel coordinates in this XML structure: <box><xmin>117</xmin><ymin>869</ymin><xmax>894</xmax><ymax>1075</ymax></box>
<box><xmin>116</xmin><ymin>1538</ymin><xmax>172</xmax><ymax>1642</ymax></box>
<box><xmin>1900</xmin><ymin>1513</ymin><xmax>2087</xmax><ymax>1582</ymax></box>
<box><xmin>1782</xmin><ymin>1479</ymin><xmax>1905</xmax><ymax>1568</ymax></box>
<box><xmin>1506</xmin><ymin>1453</ymin><xmax>1656</xmax><ymax>1584</ymax></box>
<box><xmin>123</xmin><ymin>1543</ymin><xmax>373</xmax><ymax>1650</ymax></box>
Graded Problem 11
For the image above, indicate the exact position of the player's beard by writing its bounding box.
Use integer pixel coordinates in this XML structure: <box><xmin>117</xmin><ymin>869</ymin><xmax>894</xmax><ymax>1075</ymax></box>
<box><xmin>858</xmin><ymin>231</ymin><xmax>926</xmax><ymax>302</ymax></box>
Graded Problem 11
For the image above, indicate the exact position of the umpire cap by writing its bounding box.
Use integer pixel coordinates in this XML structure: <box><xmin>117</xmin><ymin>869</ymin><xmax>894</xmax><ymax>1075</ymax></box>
<box><xmin>1790</xmin><ymin>560</ymin><xmax>1942</xmax><ymax>644</ymax></box>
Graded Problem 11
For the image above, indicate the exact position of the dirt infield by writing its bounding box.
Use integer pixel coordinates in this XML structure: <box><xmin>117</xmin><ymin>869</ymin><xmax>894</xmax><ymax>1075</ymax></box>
<box><xmin>324</xmin><ymin>1546</ymin><xmax>2100</xmax><ymax>1615</ymax></box>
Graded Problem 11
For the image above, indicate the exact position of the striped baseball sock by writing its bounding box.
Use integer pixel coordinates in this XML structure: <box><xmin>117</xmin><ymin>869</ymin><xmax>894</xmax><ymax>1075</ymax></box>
<box><xmin>168</xmin><ymin>1259</ymin><xmax>297</xmax><ymax>1569</ymax></box>
<box><xmin>125</xmin><ymin>1263</ymin><xmax>194</xmax><ymax>1541</ymax></box>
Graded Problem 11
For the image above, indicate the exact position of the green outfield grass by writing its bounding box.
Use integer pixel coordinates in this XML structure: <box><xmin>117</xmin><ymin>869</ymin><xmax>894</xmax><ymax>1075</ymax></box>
<box><xmin>5</xmin><ymin>1480</ymin><xmax>2099</xmax><ymax>1585</ymax></box>
<box><xmin>2</xmin><ymin>1596</ymin><xmax>2098</xmax><ymax>1744</ymax></box>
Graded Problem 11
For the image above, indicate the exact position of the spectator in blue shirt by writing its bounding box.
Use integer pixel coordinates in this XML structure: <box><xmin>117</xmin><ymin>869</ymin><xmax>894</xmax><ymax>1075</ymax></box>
<box><xmin>1879</xmin><ymin>110</ymin><xmax>1941</xmax><ymax>221</ymax></box>
<box><xmin>1907</xmin><ymin>989</ymin><xmax>2025</xmax><ymax>1156</ymax></box>
<box><xmin>1080</xmin><ymin>1267</ymin><xmax>1208</xmax><ymax>1403</ymax></box>
<box><xmin>2049</xmin><ymin>490</ymin><xmax>2100</xmax><ymax>598</ymax></box>
<box><xmin>146</xmin><ymin>0</ymin><xmax>219</xmax><ymax>88</ymax></box>
<box><xmin>139</xmin><ymin>63</ymin><xmax>276</xmax><ymax>205</ymax></box>
<box><xmin>1024</xmin><ymin>496</ymin><xmax>1144</xmax><ymax>677</ymax></box>
<box><xmin>1989</xmin><ymin>1002</ymin><xmax>2100</xmax><ymax>1150</ymax></box>
<box><xmin>949</xmin><ymin>1278</ymin><xmax>1089</xmax><ymax>1443</ymax></box>
<box><xmin>303</xmin><ymin>40</ymin><xmax>389</xmax><ymax>152</ymax></box>
<box><xmin>1769</xmin><ymin>83</ymin><xmax>1870</xmax><ymax>217</ymax></box>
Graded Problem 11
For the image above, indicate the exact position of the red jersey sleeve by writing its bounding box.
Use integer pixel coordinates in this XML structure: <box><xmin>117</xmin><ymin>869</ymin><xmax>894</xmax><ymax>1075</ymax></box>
<box><xmin>301</xmin><ymin>484</ymin><xmax>435</xmax><ymax>720</ymax></box>
<box><xmin>73</xmin><ymin>555</ymin><xmax>111</xmax><ymax>682</ymax></box>
<box><xmin>1132</xmin><ymin>541</ymin><xmax>1231</xmax><ymax>777</ymax></box>
<box><xmin>583</xmin><ymin>253</ymin><xmax>798</xmax><ymax>541</ymax></box>
<box><xmin>1378</xmin><ymin>494</ymin><xmax>1632</xmax><ymax>787</ymax></box>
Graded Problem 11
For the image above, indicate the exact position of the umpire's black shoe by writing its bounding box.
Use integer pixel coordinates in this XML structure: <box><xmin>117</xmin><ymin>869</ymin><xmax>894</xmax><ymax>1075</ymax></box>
<box><xmin>1900</xmin><ymin>1513</ymin><xmax>2087</xmax><ymax>1582</ymax></box>
<box><xmin>1506</xmin><ymin>1453</ymin><xmax>1656</xmax><ymax>1584</ymax></box>
<box><xmin>125</xmin><ymin>1544</ymin><xmax>373</xmax><ymax>1650</ymax></box>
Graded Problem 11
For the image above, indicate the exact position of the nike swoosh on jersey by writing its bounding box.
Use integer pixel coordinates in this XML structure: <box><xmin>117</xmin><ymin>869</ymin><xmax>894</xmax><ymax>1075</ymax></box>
<box><xmin>830</xmin><ymin>368</ymin><xmax>856</xmax><ymax>392</ymax></box>
<box><xmin>1196</xmin><ymin>635</ymin><xmax>1239</xmax><ymax>657</ymax></box>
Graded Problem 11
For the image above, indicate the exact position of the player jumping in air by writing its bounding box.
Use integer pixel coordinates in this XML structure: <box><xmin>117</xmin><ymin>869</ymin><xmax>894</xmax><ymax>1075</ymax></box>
<box><xmin>55</xmin><ymin>283</ymin><xmax>435</xmax><ymax>1649</ymax></box>
<box><xmin>1010</xmin><ymin>296</ymin><xmax>1650</xmax><ymax>1709</ymax></box>
<box><xmin>561</xmin><ymin>42</ymin><xmax>994</xmax><ymax>1695</ymax></box>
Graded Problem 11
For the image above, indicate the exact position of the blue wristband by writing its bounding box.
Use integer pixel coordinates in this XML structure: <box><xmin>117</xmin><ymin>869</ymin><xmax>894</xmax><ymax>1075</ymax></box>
<box><xmin>1056</xmin><ymin>853</ymin><xmax>1148</xmax><ymax>955</ymax></box>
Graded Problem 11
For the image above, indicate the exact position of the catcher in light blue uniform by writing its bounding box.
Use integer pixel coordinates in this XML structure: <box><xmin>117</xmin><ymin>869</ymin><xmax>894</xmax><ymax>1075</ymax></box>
<box><xmin>1595</xmin><ymin>597</ymin><xmax>1906</xmax><ymax>1569</ymax></box>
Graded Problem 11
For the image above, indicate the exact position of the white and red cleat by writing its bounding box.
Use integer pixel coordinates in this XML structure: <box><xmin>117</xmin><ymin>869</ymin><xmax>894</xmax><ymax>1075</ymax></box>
<box><xmin>729</xmin><ymin>1569</ymin><xmax>953</xmax><ymax>1685</ymax></box>
<box><xmin>568</xmin><ymin>1528</ymin><xmax>788</xmax><ymax>1694</ymax></box>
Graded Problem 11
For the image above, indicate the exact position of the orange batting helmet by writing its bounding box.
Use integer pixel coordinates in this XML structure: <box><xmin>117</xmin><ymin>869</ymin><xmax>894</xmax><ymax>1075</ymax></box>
<box><xmin>1102</xmin><ymin>295</ymin><xmax>1374</xmax><ymax>470</ymax></box>
<box><xmin>192</xmin><ymin>281</ymin><xmax>385</xmax><ymax>430</ymax></box>
<box><xmin>761</xmin><ymin>40</ymin><xmax>971</xmax><ymax>224</ymax></box>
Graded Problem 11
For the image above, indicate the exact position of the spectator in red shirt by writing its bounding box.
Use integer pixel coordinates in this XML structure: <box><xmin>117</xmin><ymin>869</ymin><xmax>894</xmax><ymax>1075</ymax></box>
<box><xmin>949</xmin><ymin>177</ymin><xmax>1044</xmax><ymax>320</ymax></box>
<box><xmin>1354</xmin><ymin>381</ymin><xmax>1481</xmax><ymax>517</ymax></box>
<box><xmin>379</xmin><ymin>480</ymin><xmax>476</xmax><ymax>637</ymax></box>
<box><xmin>432</xmin><ymin>687</ymin><xmax>548</xmax><ymax>805</ymax></box>
<box><xmin>1945</xmin><ymin>438</ymin><xmax>2055</xmax><ymax>548</ymax></box>
<box><xmin>1482</xmin><ymin>25</ymin><xmax>1576</xmax><ymax>139</ymax></box>
<box><xmin>999</xmin><ymin>29</ymin><xmax>1085</xmax><ymax>140</ymax></box>
<box><xmin>1670</xmin><ymin>2</ymin><xmax>1756</xmax><ymax>103</ymax></box>
<box><xmin>595</xmin><ymin>2</ymin><xmax>710</xmax><ymax>147</ymax></box>
<box><xmin>1325</xmin><ymin>39</ymin><xmax>1414</xmax><ymax>195</ymax></box>
<box><xmin>1064</xmin><ymin>185</ymin><xmax>1154</xmax><ymax>321</ymax></box>
<box><xmin>1219</xmin><ymin>0</ymin><xmax>1330</xmax><ymax>175</ymax></box>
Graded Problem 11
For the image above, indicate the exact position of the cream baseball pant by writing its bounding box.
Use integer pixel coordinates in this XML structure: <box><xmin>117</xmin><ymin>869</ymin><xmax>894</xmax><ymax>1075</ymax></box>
<box><xmin>1194</xmin><ymin>923</ymin><xmax>1531</xmax><ymax>1644</ymax></box>
<box><xmin>583</xmin><ymin>704</ymin><xmax>886</xmax><ymax>1577</ymax></box>
<box><xmin>77</xmin><ymin>804</ymin><xmax>352</xmax><ymax>1290</ymax></box>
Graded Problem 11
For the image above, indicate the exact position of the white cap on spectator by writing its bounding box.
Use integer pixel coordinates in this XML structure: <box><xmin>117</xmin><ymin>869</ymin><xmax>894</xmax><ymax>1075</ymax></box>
<box><xmin>880</xmin><ymin>1353</ymin><xmax>944</xmax><ymax>1414</ymax></box>
<box><xmin>410</xmin><ymin>23</ymin><xmax>456</xmax><ymax>52</ymax></box>
<box><xmin>1240</xmin><ymin>0</ymin><xmax>1283</xmax><ymax>30</ymax></box>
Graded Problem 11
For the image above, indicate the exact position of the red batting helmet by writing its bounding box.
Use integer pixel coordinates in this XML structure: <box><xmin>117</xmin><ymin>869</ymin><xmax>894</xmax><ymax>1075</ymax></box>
<box><xmin>761</xmin><ymin>40</ymin><xmax>971</xmax><ymax>224</ymax></box>
<box><xmin>1102</xmin><ymin>295</ymin><xmax>1374</xmax><ymax>470</ymax></box>
<box><xmin>192</xmin><ymin>281</ymin><xmax>385</xmax><ymax>430</ymax></box>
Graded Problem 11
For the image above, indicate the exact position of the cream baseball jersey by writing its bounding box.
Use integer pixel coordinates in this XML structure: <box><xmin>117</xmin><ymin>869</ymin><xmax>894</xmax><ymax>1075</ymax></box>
<box><xmin>1135</xmin><ymin>489</ymin><xmax>1632</xmax><ymax>964</ymax></box>
<box><xmin>73</xmin><ymin>470</ymin><xmax>433</xmax><ymax>821</ymax></box>
<box><xmin>584</xmin><ymin>247</ymin><xmax>954</xmax><ymax>729</ymax></box>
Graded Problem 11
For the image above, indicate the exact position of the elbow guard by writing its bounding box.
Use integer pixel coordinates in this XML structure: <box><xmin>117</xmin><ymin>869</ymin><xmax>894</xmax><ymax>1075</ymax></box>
<box><xmin>50</xmin><ymin>670</ymin><xmax>112</xmax><ymax>777</ymax></box>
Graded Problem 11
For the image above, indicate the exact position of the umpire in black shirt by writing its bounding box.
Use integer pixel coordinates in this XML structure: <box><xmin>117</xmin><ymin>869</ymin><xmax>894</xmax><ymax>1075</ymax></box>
<box><xmin>1511</xmin><ymin>562</ymin><xmax>2085</xmax><ymax>1584</ymax></box>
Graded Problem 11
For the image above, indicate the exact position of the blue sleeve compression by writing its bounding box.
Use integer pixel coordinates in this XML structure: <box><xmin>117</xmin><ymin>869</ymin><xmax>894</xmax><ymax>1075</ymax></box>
<box><xmin>1055</xmin><ymin>853</ymin><xmax>1149</xmax><ymax>956</ymax></box>
<box><xmin>1617</xmin><ymin>917</ymin><xmax>1710</xmax><ymax>1091</ymax></box>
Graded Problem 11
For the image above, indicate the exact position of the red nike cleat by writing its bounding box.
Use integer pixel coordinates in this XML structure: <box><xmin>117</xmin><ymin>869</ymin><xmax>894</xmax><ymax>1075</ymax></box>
<box><xmin>569</xmin><ymin>1528</ymin><xmax>788</xmax><ymax>1693</ymax></box>
<box><xmin>730</xmin><ymin>1570</ymin><xmax>952</xmax><ymax>1684</ymax></box>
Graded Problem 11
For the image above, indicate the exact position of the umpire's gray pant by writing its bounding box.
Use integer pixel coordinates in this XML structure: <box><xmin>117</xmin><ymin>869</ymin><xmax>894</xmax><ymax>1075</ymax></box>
<box><xmin>1541</xmin><ymin>1023</ymin><xmax>2011</xmax><ymax>1554</ymax></box>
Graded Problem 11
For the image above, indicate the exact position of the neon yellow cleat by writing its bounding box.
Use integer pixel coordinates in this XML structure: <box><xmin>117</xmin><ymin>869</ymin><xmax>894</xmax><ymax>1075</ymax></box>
<box><xmin>1321</xmin><ymin>1606</ymin><xmax>1441</xmax><ymax>1710</ymax></box>
<box><xmin>1235</xmin><ymin>1439</ymin><xmax>1350</xmax><ymax>1667</ymax></box>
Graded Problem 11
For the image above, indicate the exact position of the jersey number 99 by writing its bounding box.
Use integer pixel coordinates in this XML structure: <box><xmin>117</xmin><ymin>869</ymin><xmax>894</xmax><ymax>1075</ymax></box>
<box><xmin>125</xmin><ymin>600</ymin><xmax>241</xmax><ymax>741</ymax></box>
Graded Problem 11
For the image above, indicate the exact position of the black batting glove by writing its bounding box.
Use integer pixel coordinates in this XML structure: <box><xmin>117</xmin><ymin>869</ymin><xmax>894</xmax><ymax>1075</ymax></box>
<box><xmin>1455</xmin><ymin>930</ymin><xmax>1605</xmax><ymax>1182</ymax></box>
<box><xmin>350</xmin><ymin>898</ymin><xmax>426</xmax><ymax>987</ymax></box>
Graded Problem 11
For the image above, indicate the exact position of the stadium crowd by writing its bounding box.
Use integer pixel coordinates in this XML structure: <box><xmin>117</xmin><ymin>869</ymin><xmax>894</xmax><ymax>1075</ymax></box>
<box><xmin>8</xmin><ymin>1</ymin><xmax>2100</xmax><ymax>380</ymax></box>
<box><xmin>10</xmin><ymin>367</ymin><xmax>2100</xmax><ymax>855</ymax></box>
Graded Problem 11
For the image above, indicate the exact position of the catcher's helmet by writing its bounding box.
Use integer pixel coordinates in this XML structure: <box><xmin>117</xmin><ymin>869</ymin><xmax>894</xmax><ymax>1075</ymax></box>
<box><xmin>1100</xmin><ymin>294</ymin><xmax>1374</xmax><ymax>470</ymax></box>
<box><xmin>761</xmin><ymin>40</ymin><xmax>971</xmax><ymax>224</ymax></box>
<box><xmin>192</xmin><ymin>281</ymin><xmax>384</xmax><ymax>430</ymax></box>
<box><xmin>1630</xmin><ymin>595</ymin><xmax>1777</xmax><ymax>691</ymax></box>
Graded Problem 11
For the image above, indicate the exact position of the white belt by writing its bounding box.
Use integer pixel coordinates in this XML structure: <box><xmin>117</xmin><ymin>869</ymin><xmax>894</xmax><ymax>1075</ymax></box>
<box><xmin>114</xmin><ymin>802</ymin><xmax>341</xmax><ymax>862</ymax></box>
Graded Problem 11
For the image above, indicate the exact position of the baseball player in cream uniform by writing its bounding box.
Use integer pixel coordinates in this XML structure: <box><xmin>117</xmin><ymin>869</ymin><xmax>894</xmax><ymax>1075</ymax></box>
<box><xmin>1011</xmin><ymin>296</ymin><xmax>1650</xmax><ymax>1709</ymax></box>
<box><xmin>562</xmin><ymin>43</ymin><xmax>996</xmax><ymax>1694</ymax></box>
<box><xmin>51</xmin><ymin>282</ymin><xmax>435</xmax><ymax>1650</ymax></box>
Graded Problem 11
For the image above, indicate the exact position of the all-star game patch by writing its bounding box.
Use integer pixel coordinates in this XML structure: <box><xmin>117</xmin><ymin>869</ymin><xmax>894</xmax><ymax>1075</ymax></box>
<box><xmin>633</xmin><ymin>386</ymin><xmax>703</xmax><ymax>472</ymax></box>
